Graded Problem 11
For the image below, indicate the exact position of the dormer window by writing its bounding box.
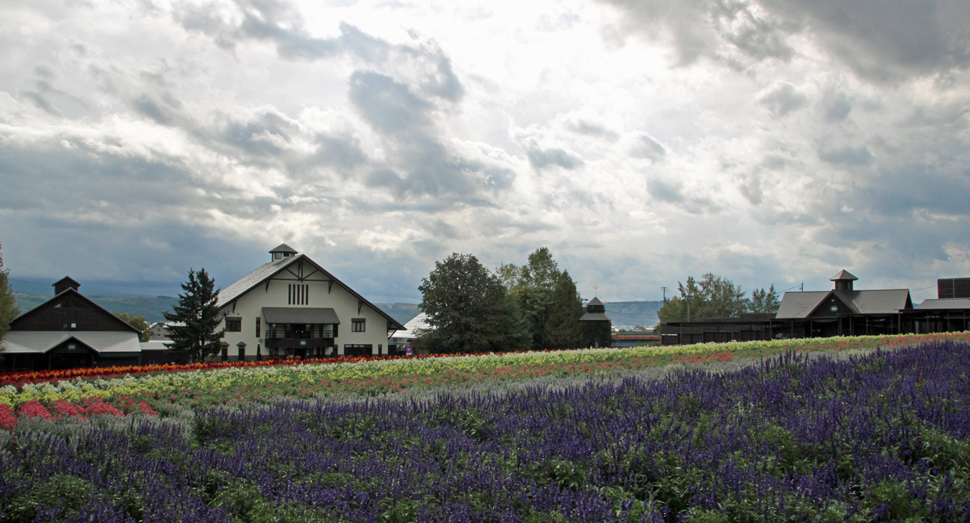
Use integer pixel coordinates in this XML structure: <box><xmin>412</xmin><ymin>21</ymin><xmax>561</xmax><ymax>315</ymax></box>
<box><xmin>274</xmin><ymin>252</ymin><xmax>283</xmax><ymax>260</ymax></box>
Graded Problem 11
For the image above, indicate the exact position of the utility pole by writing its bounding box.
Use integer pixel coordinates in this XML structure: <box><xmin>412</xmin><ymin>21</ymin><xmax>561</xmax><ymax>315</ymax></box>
<box><xmin>661</xmin><ymin>286</ymin><xmax>668</xmax><ymax>303</ymax></box>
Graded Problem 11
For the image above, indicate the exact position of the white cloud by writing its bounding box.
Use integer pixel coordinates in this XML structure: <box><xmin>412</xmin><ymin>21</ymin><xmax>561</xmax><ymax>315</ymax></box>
<box><xmin>1</xmin><ymin>0</ymin><xmax>969</xmax><ymax>304</ymax></box>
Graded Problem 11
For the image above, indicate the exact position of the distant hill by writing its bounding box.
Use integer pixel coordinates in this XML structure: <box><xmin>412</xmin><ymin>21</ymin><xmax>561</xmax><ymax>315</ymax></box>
<box><xmin>14</xmin><ymin>293</ymin><xmax>178</xmax><ymax>323</ymax></box>
<box><xmin>376</xmin><ymin>303</ymin><xmax>422</xmax><ymax>325</ymax></box>
<box><xmin>603</xmin><ymin>301</ymin><xmax>664</xmax><ymax>329</ymax></box>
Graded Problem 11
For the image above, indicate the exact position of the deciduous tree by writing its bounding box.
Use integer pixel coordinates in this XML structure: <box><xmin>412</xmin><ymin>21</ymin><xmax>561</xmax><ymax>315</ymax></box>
<box><xmin>114</xmin><ymin>313</ymin><xmax>151</xmax><ymax>342</ymax></box>
<box><xmin>163</xmin><ymin>268</ymin><xmax>223</xmax><ymax>362</ymax></box>
<box><xmin>418</xmin><ymin>253</ymin><xmax>523</xmax><ymax>354</ymax></box>
<box><xmin>657</xmin><ymin>273</ymin><xmax>748</xmax><ymax>324</ymax></box>
<box><xmin>0</xmin><ymin>243</ymin><xmax>19</xmax><ymax>346</ymax></box>
<box><xmin>499</xmin><ymin>248</ymin><xmax>584</xmax><ymax>350</ymax></box>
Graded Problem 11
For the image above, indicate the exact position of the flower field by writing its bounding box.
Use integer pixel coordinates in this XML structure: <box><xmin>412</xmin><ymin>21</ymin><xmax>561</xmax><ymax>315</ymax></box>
<box><xmin>0</xmin><ymin>333</ymin><xmax>969</xmax><ymax>521</ymax></box>
<box><xmin>2</xmin><ymin>332</ymin><xmax>968</xmax><ymax>426</ymax></box>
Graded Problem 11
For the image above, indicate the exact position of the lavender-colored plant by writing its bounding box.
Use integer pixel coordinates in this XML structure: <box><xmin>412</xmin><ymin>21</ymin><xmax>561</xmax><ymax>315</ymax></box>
<box><xmin>0</xmin><ymin>342</ymin><xmax>968</xmax><ymax>522</ymax></box>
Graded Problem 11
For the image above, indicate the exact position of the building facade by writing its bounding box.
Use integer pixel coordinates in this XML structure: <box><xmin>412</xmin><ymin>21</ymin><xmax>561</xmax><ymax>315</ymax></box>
<box><xmin>216</xmin><ymin>244</ymin><xmax>405</xmax><ymax>360</ymax></box>
<box><xmin>0</xmin><ymin>277</ymin><xmax>142</xmax><ymax>371</ymax></box>
<box><xmin>580</xmin><ymin>297</ymin><xmax>612</xmax><ymax>348</ymax></box>
<box><xmin>661</xmin><ymin>270</ymin><xmax>918</xmax><ymax>345</ymax></box>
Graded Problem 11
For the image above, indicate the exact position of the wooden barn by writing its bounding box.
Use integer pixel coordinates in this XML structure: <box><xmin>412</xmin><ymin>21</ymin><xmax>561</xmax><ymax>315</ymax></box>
<box><xmin>661</xmin><ymin>270</ymin><xmax>922</xmax><ymax>345</ymax></box>
<box><xmin>0</xmin><ymin>277</ymin><xmax>142</xmax><ymax>371</ymax></box>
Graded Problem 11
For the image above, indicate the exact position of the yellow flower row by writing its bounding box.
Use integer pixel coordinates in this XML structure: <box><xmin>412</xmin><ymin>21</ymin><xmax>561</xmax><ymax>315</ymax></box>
<box><xmin>1</xmin><ymin>332</ymin><xmax>966</xmax><ymax>408</ymax></box>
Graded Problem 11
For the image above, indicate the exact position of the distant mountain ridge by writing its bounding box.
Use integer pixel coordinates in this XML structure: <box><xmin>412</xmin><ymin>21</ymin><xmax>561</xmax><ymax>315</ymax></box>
<box><xmin>12</xmin><ymin>292</ymin><xmax>662</xmax><ymax>327</ymax></box>
<box><xmin>13</xmin><ymin>293</ymin><xmax>180</xmax><ymax>323</ymax></box>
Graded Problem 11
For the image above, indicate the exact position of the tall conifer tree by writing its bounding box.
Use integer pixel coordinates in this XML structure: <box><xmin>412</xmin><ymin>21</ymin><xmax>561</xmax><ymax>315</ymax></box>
<box><xmin>164</xmin><ymin>268</ymin><xmax>224</xmax><ymax>362</ymax></box>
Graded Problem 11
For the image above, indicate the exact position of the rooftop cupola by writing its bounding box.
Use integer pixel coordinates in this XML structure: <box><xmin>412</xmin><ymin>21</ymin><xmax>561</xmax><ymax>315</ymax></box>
<box><xmin>269</xmin><ymin>243</ymin><xmax>298</xmax><ymax>262</ymax></box>
<box><xmin>830</xmin><ymin>269</ymin><xmax>858</xmax><ymax>291</ymax></box>
<box><xmin>584</xmin><ymin>297</ymin><xmax>606</xmax><ymax>314</ymax></box>
<box><xmin>53</xmin><ymin>276</ymin><xmax>81</xmax><ymax>295</ymax></box>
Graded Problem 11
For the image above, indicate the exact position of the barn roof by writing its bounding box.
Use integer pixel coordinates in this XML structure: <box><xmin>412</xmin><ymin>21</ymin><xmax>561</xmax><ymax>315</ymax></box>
<box><xmin>0</xmin><ymin>331</ymin><xmax>141</xmax><ymax>354</ymax></box>
<box><xmin>216</xmin><ymin>253</ymin><xmax>405</xmax><ymax>331</ymax></box>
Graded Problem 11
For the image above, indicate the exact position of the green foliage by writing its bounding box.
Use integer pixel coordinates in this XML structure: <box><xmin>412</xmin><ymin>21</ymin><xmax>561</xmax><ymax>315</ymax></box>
<box><xmin>657</xmin><ymin>273</ymin><xmax>749</xmax><ymax>323</ymax></box>
<box><xmin>418</xmin><ymin>253</ymin><xmax>521</xmax><ymax>353</ymax></box>
<box><xmin>163</xmin><ymin>268</ymin><xmax>224</xmax><ymax>362</ymax></box>
<box><xmin>750</xmin><ymin>284</ymin><xmax>780</xmax><ymax>314</ymax></box>
<box><xmin>6</xmin><ymin>474</ymin><xmax>96</xmax><ymax>523</ymax></box>
<box><xmin>0</xmin><ymin>243</ymin><xmax>20</xmax><ymax>345</ymax></box>
<box><xmin>501</xmin><ymin>248</ymin><xmax>584</xmax><ymax>350</ymax></box>
<box><xmin>543</xmin><ymin>270</ymin><xmax>584</xmax><ymax>349</ymax></box>
<box><xmin>115</xmin><ymin>312</ymin><xmax>151</xmax><ymax>342</ymax></box>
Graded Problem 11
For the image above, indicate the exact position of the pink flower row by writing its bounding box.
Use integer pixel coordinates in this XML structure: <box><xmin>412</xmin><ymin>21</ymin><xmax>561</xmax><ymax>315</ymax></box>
<box><xmin>0</xmin><ymin>397</ymin><xmax>157</xmax><ymax>431</ymax></box>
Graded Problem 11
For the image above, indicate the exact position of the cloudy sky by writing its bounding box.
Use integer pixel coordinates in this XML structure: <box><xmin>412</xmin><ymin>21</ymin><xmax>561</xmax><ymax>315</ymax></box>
<box><xmin>2</xmin><ymin>0</ymin><xmax>969</xmax><ymax>304</ymax></box>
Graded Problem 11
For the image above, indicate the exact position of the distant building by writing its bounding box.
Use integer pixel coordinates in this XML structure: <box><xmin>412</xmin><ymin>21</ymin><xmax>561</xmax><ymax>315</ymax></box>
<box><xmin>658</xmin><ymin>269</ymin><xmax>970</xmax><ymax>345</ymax></box>
<box><xmin>0</xmin><ymin>277</ymin><xmax>142</xmax><ymax>371</ymax></box>
<box><xmin>389</xmin><ymin>312</ymin><xmax>429</xmax><ymax>355</ymax></box>
<box><xmin>580</xmin><ymin>297</ymin><xmax>612</xmax><ymax>348</ymax></box>
<box><xmin>216</xmin><ymin>244</ymin><xmax>406</xmax><ymax>361</ymax></box>
<box><xmin>147</xmin><ymin>321</ymin><xmax>180</xmax><ymax>340</ymax></box>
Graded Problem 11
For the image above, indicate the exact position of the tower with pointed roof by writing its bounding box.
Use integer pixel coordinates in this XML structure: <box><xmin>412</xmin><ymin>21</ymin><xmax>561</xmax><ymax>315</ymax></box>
<box><xmin>830</xmin><ymin>269</ymin><xmax>858</xmax><ymax>291</ymax></box>
<box><xmin>579</xmin><ymin>296</ymin><xmax>612</xmax><ymax>347</ymax></box>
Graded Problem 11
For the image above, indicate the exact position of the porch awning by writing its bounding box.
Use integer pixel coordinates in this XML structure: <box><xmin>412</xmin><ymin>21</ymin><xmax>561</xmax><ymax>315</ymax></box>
<box><xmin>262</xmin><ymin>307</ymin><xmax>341</xmax><ymax>325</ymax></box>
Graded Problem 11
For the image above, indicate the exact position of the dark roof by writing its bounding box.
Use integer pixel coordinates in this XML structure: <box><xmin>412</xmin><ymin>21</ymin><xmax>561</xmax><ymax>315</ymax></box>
<box><xmin>580</xmin><ymin>312</ymin><xmax>611</xmax><ymax>322</ymax></box>
<box><xmin>776</xmin><ymin>289</ymin><xmax>912</xmax><ymax>319</ymax></box>
<box><xmin>587</xmin><ymin>297</ymin><xmax>604</xmax><ymax>306</ymax></box>
<box><xmin>261</xmin><ymin>307</ymin><xmax>341</xmax><ymax>325</ymax></box>
<box><xmin>916</xmin><ymin>298</ymin><xmax>970</xmax><ymax>310</ymax></box>
<box><xmin>775</xmin><ymin>291</ymin><xmax>829</xmax><ymax>319</ymax></box>
<box><xmin>217</xmin><ymin>253</ymin><xmax>406</xmax><ymax>331</ymax></box>
<box><xmin>53</xmin><ymin>276</ymin><xmax>81</xmax><ymax>290</ymax></box>
<box><xmin>830</xmin><ymin>270</ymin><xmax>858</xmax><ymax>281</ymax></box>
<box><xmin>10</xmin><ymin>288</ymin><xmax>141</xmax><ymax>333</ymax></box>
<box><xmin>270</xmin><ymin>243</ymin><xmax>298</xmax><ymax>254</ymax></box>
<box><xmin>835</xmin><ymin>289</ymin><xmax>912</xmax><ymax>314</ymax></box>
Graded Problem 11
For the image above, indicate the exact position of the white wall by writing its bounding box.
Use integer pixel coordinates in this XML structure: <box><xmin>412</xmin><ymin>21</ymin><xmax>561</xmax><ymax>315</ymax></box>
<box><xmin>218</xmin><ymin>266</ymin><xmax>392</xmax><ymax>360</ymax></box>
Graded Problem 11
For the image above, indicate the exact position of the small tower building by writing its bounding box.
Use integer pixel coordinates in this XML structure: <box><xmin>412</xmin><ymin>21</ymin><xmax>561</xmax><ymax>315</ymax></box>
<box><xmin>579</xmin><ymin>297</ymin><xmax>612</xmax><ymax>348</ymax></box>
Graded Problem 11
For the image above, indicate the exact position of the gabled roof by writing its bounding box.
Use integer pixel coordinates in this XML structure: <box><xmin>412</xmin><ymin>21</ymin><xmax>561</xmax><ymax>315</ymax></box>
<box><xmin>11</xmin><ymin>287</ymin><xmax>142</xmax><ymax>333</ymax></box>
<box><xmin>776</xmin><ymin>289</ymin><xmax>912</xmax><ymax>319</ymax></box>
<box><xmin>218</xmin><ymin>255</ymin><xmax>299</xmax><ymax>306</ymax></box>
<box><xmin>834</xmin><ymin>289</ymin><xmax>912</xmax><ymax>314</ymax></box>
<box><xmin>916</xmin><ymin>298</ymin><xmax>970</xmax><ymax>310</ymax></box>
<box><xmin>0</xmin><ymin>331</ymin><xmax>141</xmax><ymax>354</ymax></box>
<box><xmin>391</xmin><ymin>312</ymin><xmax>430</xmax><ymax>339</ymax></box>
<box><xmin>217</xmin><ymin>254</ymin><xmax>406</xmax><ymax>331</ymax></box>
<box><xmin>830</xmin><ymin>270</ymin><xmax>858</xmax><ymax>281</ymax></box>
<box><xmin>775</xmin><ymin>291</ymin><xmax>829</xmax><ymax>319</ymax></box>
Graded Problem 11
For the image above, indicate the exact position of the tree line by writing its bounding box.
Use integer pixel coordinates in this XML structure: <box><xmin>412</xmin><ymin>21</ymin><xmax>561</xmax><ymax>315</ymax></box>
<box><xmin>656</xmin><ymin>273</ymin><xmax>780</xmax><ymax>326</ymax></box>
<box><xmin>416</xmin><ymin>248</ymin><xmax>586</xmax><ymax>354</ymax></box>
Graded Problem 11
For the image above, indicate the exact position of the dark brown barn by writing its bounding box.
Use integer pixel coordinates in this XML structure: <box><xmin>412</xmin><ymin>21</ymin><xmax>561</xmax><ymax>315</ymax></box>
<box><xmin>1</xmin><ymin>277</ymin><xmax>142</xmax><ymax>371</ymax></box>
<box><xmin>662</xmin><ymin>270</ymin><xmax>921</xmax><ymax>345</ymax></box>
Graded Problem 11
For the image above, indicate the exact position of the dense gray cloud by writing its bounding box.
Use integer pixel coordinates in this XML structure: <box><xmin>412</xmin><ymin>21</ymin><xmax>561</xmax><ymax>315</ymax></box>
<box><xmin>1</xmin><ymin>0</ymin><xmax>969</xmax><ymax>308</ymax></box>
<box><xmin>761</xmin><ymin>0</ymin><xmax>970</xmax><ymax>81</ymax></box>
<box><xmin>759</xmin><ymin>82</ymin><xmax>807</xmax><ymax>117</ymax></box>
<box><xmin>600</xmin><ymin>0</ymin><xmax>970</xmax><ymax>82</ymax></box>
<box><xmin>817</xmin><ymin>145</ymin><xmax>874</xmax><ymax>166</ymax></box>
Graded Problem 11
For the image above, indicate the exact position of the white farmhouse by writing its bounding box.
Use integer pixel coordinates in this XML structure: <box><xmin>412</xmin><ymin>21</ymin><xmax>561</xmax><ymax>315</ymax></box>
<box><xmin>216</xmin><ymin>244</ymin><xmax>405</xmax><ymax>360</ymax></box>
